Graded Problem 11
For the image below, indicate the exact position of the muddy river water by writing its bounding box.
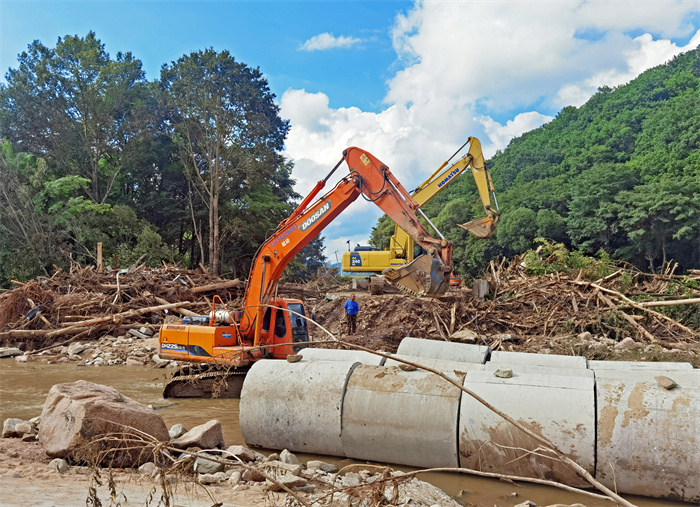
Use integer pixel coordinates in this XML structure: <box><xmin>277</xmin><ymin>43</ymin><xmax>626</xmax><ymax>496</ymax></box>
<box><xmin>0</xmin><ymin>360</ymin><xmax>684</xmax><ymax>507</ymax></box>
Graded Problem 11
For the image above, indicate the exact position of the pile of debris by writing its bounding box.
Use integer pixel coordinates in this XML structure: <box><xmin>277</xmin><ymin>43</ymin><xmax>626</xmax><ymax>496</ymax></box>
<box><xmin>0</xmin><ymin>265</ymin><xmax>245</xmax><ymax>351</ymax></box>
<box><xmin>313</xmin><ymin>258</ymin><xmax>699</xmax><ymax>363</ymax></box>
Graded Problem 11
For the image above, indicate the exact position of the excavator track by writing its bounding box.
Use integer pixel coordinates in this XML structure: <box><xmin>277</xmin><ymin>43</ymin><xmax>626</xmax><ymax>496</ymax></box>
<box><xmin>163</xmin><ymin>364</ymin><xmax>251</xmax><ymax>398</ymax></box>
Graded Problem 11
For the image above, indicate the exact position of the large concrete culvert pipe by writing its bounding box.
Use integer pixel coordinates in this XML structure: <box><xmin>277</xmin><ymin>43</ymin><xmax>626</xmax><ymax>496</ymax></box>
<box><xmin>239</xmin><ymin>359</ymin><xmax>360</xmax><ymax>456</ymax></box>
<box><xmin>239</xmin><ymin>338</ymin><xmax>699</xmax><ymax>502</ymax></box>
<box><xmin>591</xmin><ymin>367</ymin><xmax>700</xmax><ymax>502</ymax></box>
<box><xmin>341</xmin><ymin>364</ymin><xmax>465</xmax><ymax>468</ymax></box>
<box><xmin>397</xmin><ymin>337</ymin><xmax>490</xmax><ymax>364</ymax></box>
<box><xmin>458</xmin><ymin>365</ymin><xmax>596</xmax><ymax>488</ymax></box>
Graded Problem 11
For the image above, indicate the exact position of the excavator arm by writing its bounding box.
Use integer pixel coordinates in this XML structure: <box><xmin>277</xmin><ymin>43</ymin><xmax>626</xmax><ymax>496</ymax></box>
<box><xmin>413</xmin><ymin>136</ymin><xmax>500</xmax><ymax>238</ymax></box>
<box><xmin>343</xmin><ymin>137</ymin><xmax>500</xmax><ymax>275</ymax></box>
<box><xmin>243</xmin><ymin>146</ymin><xmax>453</xmax><ymax>344</ymax></box>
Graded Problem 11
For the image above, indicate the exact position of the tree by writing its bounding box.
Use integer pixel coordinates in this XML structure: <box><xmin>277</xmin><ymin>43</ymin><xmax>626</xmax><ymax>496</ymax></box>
<box><xmin>160</xmin><ymin>49</ymin><xmax>290</xmax><ymax>275</ymax></box>
<box><xmin>0</xmin><ymin>141</ymin><xmax>62</xmax><ymax>285</ymax></box>
<box><xmin>284</xmin><ymin>237</ymin><xmax>326</xmax><ymax>282</ymax></box>
<box><xmin>1</xmin><ymin>32</ymin><xmax>151</xmax><ymax>204</ymax></box>
<box><xmin>615</xmin><ymin>173</ymin><xmax>700</xmax><ymax>271</ymax></box>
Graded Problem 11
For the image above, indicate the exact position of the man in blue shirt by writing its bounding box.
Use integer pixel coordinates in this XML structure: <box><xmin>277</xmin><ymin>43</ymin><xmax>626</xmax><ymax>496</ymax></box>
<box><xmin>344</xmin><ymin>294</ymin><xmax>359</xmax><ymax>334</ymax></box>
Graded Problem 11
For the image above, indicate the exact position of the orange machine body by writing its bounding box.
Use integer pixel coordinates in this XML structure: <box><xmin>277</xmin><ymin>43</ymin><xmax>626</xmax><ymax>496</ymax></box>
<box><xmin>159</xmin><ymin>298</ymin><xmax>309</xmax><ymax>367</ymax></box>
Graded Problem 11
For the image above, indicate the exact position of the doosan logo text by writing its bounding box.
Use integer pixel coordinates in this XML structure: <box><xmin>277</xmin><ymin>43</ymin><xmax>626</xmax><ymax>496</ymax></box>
<box><xmin>300</xmin><ymin>202</ymin><xmax>331</xmax><ymax>231</ymax></box>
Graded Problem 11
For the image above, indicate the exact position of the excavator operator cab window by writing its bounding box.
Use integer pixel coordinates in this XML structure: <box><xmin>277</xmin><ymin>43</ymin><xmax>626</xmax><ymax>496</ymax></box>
<box><xmin>286</xmin><ymin>302</ymin><xmax>309</xmax><ymax>351</ymax></box>
<box><xmin>274</xmin><ymin>310</ymin><xmax>287</xmax><ymax>338</ymax></box>
<box><xmin>262</xmin><ymin>308</ymin><xmax>271</xmax><ymax>332</ymax></box>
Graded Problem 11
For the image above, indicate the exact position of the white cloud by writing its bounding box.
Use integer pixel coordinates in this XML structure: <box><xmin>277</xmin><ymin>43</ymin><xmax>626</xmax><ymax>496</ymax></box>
<box><xmin>300</xmin><ymin>32</ymin><xmax>363</xmax><ymax>51</ymax></box>
<box><xmin>554</xmin><ymin>29</ymin><xmax>700</xmax><ymax>107</ymax></box>
<box><xmin>477</xmin><ymin>112</ymin><xmax>555</xmax><ymax>157</ymax></box>
<box><xmin>281</xmin><ymin>1</ymin><xmax>699</xmax><ymax>252</ymax></box>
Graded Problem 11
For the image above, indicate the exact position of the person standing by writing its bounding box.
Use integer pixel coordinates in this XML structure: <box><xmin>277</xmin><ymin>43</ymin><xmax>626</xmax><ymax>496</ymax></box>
<box><xmin>344</xmin><ymin>294</ymin><xmax>359</xmax><ymax>334</ymax></box>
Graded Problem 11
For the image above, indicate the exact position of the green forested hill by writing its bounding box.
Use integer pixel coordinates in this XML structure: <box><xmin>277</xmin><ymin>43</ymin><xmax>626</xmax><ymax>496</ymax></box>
<box><xmin>378</xmin><ymin>45</ymin><xmax>699</xmax><ymax>275</ymax></box>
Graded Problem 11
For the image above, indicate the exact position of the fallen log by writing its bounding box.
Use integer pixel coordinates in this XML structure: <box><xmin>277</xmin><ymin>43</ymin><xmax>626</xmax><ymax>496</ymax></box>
<box><xmin>191</xmin><ymin>279</ymin><xmax>243</xmax><ymax>294</ymax></box>
<box><xmin>69</xmin><ymin>301</ymin><xmax>191</xmax><ymax>327</ymax></box>
<box><xmin>153</xmin><ymin>296</ymin><xmax>198</xmax><ymax>317</ymax></box>
<box><xmin>634</xmin><ymin>297</ymin><xmax>700</xmax><ymax>308</ymax></box>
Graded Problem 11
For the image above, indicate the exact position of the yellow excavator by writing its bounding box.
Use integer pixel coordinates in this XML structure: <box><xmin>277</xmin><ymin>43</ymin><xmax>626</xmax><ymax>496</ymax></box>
<box><xmin>341</xmin><ymin>137</ymin><xmax>500</xmax><ymax>293</ymax></box>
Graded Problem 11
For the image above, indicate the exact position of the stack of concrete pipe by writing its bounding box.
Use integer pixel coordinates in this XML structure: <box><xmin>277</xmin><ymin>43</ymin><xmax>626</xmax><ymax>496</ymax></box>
<box><xmin>239</xmin><ymin>338</ymin><xmax>699</xmax><ymax>502</ymax></box>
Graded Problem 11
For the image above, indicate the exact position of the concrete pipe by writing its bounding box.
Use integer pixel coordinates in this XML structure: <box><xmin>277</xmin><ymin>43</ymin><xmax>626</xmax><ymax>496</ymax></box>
<box><xmin>489</xmin><ymin>350</ymin><xmax>587</xmax><ymax>369</ymax></box>
<box><xmin>587</xmin><ymin>359</ymin><xmax>693</xmax><ymax>370</ymax></box>
<box><xmin>383</xmin><ymin>354</ymin><xmax>486</xmax><ymax>374</ymax></box>
<box><xmin>593</xmin><ymin>368</ymin><xmax>700</xmax><ymax>502</ymax></box>
<box><xmin>458</xmin><ymin>368</ymin><xmax>596</xmax><ymax>488</ymax></box>
<box><xmin>397</xmin><ymin>337</ymin><xmax>490</xmax><ymax>364</ymax></box>
<box><xmin>341</xmin><ymin>364</ymin><xmax>465</xmax><ymax>468</ymax></box>
<box><xmin>239</xmin><ymin>359</ymin><xmax>359</xmax><ymax>456</ymax></box>
<box><xmin>299</xmin><ymin>348</ymin><xmax>385</xmax><ymax>365</ymax></box>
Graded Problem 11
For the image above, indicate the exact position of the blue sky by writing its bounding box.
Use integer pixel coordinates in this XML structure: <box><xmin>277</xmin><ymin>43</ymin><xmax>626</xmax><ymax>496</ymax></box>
<box><xmin>2</xmin><ymin>0</ymin><xmax>699</xmax><ymax>260</ymax></box>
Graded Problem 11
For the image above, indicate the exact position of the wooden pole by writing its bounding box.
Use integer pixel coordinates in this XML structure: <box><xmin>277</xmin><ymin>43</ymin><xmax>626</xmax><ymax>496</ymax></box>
<box><xmin>97</xmin><ymin>242</ymin><xmax>103</xmax><ymax>272</ymax></box>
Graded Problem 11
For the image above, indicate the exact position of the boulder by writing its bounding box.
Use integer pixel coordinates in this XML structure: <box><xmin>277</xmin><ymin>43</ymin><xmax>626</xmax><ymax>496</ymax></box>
<box><xmin>225</xmin><ymin>444</ymin><xmax>256</xmax><ymax>462</ymax></box>
<box><xmin>615</xmin><ymin>337</ymin><xmax>639</xmax><ymax>350</ymax></box>
<box><xmin>168</xmin><ymin>423</ymin><xmax>188</xmax><ymax>439</ymax></box>
<box><xmin>242</xmin><ymin>468</ymin><xmax>266</xmax><ymax>482</ymax></box>
<box><xmin>0</xmin><ymin>347</ymin><xmax>23</xmax><ymax>358</ymax></box>
<box><xmin>195</xmin><ymin>453</ymin><xmax>225</xmax><ymax>474</ymax></box>
<box><xmin>15</xmin><ymin>421</ymin><xmax>36</xmax><ymax>436</ymax></box>
<box><xmin>449</xmin><ymin>328</ymin><xmax>479</xmax><ymax>343</ymax></box>
<box><xmin>2</xmin><ymin>418</ymin><xmax>25</xmax><ymax>438</ymax></box>
<box><xmin>67</xmin><ymin>343</ymin><xmax>86</xmax><ymax>356</ymax></box>
<box><xmin>279</xmin><ymin>448</ymin><xmax>299</xmax><ymax>465</ymax></box>
<box><xmin>49</xmin><ymin>458</ymin><xmax>70</xmax><ymax>474</ymax></box>
<box><xmin>171</xmin><ymin>420</ymin><xmax>224</xmax><ymax>450</ymax></box>
<box><xmin>38</xmin><ymin>380</ymin><xmax>169</xmax><ymax>466</ymax></box>
<box><xmin>306</xmin><ymin>460</ymin><xmax>338</xmax><ymax>473</ymax></box>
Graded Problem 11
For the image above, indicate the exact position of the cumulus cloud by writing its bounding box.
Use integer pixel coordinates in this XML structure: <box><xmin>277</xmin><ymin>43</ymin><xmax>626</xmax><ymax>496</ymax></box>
<box><xmin>300</xmin><ymin>32</ymin><xmax>363</xmax><ymax>51</ymax></box>
<box><xmin>477</xmin><ymin>112</ymin><xmax>555</xmax><ymax>156</ymax></box>
<box><xmin>554</xmin><ymin>29</ymin><xmax>700</xmax><ymax>107</ymax></box>
<box><xmin>281</xmin><ymin>1</ymin><xmax>699</xmax><ymax>253</ymax></box>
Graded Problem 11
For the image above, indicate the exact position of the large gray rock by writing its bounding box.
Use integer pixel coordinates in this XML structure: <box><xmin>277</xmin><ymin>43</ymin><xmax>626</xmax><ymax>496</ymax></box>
<box><xmin>195</xmin><ymin>453</ymin><xmax>225</xmax><ymax>474</ymax></box>
<box><xmin>171</xmin><ymin>420</ymin><xmax>224</xmax><ymax>450</ymax></box>
<box><xmin>225</xmin><ymin>444</ymin><xmax>256</xmax><ymax>462</ymax></box>
<box><xmin>2</xmin><ymin>418</ymin><xmax>25</xmax><ymax>438</ymax></box>
<box><xmin>0</xmin><ymin>347</ymin><xmax>23</xmax><ymax>358</ymax></box>
<box><xmin>38</xmin><ymin>380</ymin><xmax>169</xmax><ymax>466</ymax></box>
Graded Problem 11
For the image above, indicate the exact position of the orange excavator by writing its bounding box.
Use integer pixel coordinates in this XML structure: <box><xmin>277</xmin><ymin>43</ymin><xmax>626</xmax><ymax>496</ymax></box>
<box><xmin>159</xmin><ymin>146</ymin><xmax>453</xmax><ymax>397</ymax></box>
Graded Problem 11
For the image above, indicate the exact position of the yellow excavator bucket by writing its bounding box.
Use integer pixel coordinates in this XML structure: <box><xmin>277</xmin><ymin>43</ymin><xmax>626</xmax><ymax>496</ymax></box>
<box><xmin>459</xmin><ymin>216</ymin><xmax>497</xmax><ymax>239</ymax></box>
<box><xmin>382</xmin><ymin>255</ymin><xmax>450</xmax><ymax>297</ymax></box>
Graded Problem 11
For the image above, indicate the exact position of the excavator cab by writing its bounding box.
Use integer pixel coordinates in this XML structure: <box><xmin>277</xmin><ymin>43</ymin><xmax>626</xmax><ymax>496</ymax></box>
<box><xmin>266</xmin><ymin>299</ymin><xmax>309</xmax><ymax>358</ymax></box>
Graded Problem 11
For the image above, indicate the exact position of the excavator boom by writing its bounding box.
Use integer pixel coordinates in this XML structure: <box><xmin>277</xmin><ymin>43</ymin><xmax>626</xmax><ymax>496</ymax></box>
<box><xmin>342</xmin><ymin>136</ymin><xmax>500</xmax><ymax>276</ymax></box>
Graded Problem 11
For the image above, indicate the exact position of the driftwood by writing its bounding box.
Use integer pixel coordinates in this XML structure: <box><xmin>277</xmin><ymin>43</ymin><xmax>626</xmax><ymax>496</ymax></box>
<box><xmin>191</xmin><ymin>279</ymin><xmax>243</xmax><ymax>294</ymax></box>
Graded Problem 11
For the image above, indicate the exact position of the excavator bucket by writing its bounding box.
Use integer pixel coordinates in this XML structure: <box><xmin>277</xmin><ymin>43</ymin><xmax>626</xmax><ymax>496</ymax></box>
<box><xmin>382</xmin><ymin>255</ymin><xmax>450</xmax><ymax>297</ymax></box>
<box><xmin>459</xmin><ymin>216</ymin><xmax>496</xmax><ymax>239</ymax></box>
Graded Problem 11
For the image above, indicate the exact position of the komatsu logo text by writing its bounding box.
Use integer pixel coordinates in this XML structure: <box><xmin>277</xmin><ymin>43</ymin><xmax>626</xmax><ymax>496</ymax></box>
<box><xmin>437</xmin><ymin>168</ymin><xmax>460</xmax><ymax>188</ymax></box>
<box><xmin>300</xmin><ymin>201</ymin><xmax>331</xmax><ymax>231</ymax></box>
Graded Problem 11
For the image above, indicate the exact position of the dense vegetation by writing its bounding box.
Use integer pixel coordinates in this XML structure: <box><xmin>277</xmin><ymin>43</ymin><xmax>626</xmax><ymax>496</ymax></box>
<box><xmin>1</xmin><ymin>33</ymin><xmax>697</xmax><ymax>289</ymax></box>
<box><xmin>371</xmin><ymin>46</ymin><xmax>699</xmax><ymax>276</ymax></box>
<box><xmin>0</xmin><ymin>32</ymin><xmax>324</xmax><ymax>288</ymax></box>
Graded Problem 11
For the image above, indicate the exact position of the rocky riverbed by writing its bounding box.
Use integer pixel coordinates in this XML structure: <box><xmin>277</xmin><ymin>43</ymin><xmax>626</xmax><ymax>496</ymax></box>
<box><xmin>0</xmin><ymin>379</ymin><xmax>468</xmax><ymax>507</ymax></box>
